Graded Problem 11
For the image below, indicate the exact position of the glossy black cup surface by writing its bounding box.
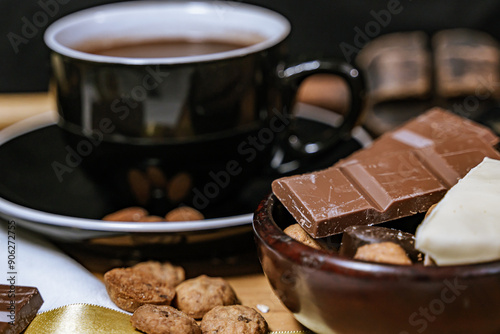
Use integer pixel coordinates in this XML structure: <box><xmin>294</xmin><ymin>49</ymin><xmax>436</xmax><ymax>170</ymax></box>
<box><xmin>45</xmin><ymin>1</ymin><xmax>365</xmax><ymax>214</ymax></box>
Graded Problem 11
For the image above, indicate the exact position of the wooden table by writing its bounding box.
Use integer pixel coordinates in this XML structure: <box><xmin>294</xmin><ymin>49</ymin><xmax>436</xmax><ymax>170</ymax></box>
<box><xmin>0</xmin><ymin>92</ymin><xmax>307</xmax><ymax>332</ymax></box>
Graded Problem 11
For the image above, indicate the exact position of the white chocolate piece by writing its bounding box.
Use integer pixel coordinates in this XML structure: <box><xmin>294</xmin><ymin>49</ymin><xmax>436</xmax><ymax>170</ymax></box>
<box><xmin>415</xmin><ymin>157</ymin><xmax>500</xmax><ymax>266</ymax></box>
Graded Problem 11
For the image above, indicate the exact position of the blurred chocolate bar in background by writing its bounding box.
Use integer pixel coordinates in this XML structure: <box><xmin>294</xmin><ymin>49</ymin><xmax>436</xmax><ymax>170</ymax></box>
<box><xmin>356</xmin><ymin>31</ymin><xmax>432</xmax><ymax>104</ymax></box>
<box><xmin>433</xmin><ymin>28</ymin><xmax>500</xmax><ymax>99</ymax></box>
<box><xmin>357</xmin><ymin>29</ymin><xmax>500</xmax><ymax>136</ymax></box>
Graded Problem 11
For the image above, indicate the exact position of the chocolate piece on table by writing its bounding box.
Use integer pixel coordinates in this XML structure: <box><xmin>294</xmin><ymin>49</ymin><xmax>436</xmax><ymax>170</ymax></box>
<box><xmin>272</xmin><ymin>108</ymin><xmax>500</xmax><ymax>238</ymax></box>
<box><xmin>339</xmin><ymin>225</ymin><xmax>422</xmax><ymax>262</ymax></box>
<box><xmin>0</xmin><ymin>285</ymin><xmax>43</xmax><ymax>334</ymax></box>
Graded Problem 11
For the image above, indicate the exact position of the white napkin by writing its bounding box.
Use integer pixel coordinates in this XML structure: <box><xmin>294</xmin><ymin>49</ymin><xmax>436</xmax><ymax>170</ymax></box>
<box><xmin>0</xmin><ymin>220</ymin><xmax>122</xmax><ymax>313</ymax></box>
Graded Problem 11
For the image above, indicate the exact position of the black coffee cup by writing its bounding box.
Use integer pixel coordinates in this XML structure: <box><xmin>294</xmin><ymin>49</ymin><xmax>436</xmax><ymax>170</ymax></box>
<box><xmin>44</xmin><ymin>1</ymin><xmax>365</xmax><ymax>215</ymax></box>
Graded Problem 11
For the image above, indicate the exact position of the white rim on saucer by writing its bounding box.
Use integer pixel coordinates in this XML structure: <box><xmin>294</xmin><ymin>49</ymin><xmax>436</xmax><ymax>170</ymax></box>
<box><xmin>44</xmin><ymin>1</ymin><xmax>291</xmax><ymax>65</ymax></box>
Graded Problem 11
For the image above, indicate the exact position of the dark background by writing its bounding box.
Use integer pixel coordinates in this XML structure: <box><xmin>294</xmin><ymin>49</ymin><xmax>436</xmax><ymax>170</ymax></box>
<box><xmin>2</xmin><ymin>0</ymin><xmax>500</xmax><ymax>93</ymax></box>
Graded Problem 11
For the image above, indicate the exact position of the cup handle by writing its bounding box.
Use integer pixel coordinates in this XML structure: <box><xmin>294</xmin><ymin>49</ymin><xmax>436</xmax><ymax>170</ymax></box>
<box><xmin>278</xmin><ymin>59</ymin><xmax>365</xmax><ymax>157</ymax></box>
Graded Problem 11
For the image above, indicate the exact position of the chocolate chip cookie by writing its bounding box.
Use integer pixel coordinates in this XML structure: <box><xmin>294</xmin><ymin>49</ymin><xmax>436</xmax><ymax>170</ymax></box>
<box><xmin>131</xmin><ymin>261</ymin><xmax>185</xmax><ymax>287</ymax></box>
<box><xmin>104</xmin><ymin>267</ymin><xmax>176</xmax><ymax>312</ymax></box>
<box><xmin>131</xmin><ymin>304</ymin><xmax>201</xmax><ymax>334</ymax></box>
<box><xmin>200</xmin><ymin>305</ymin><xmax>268</xmax><ymax>334</ymax></box>
<box><xmin>174</xmin><ymin>275</ymin><xmax>238</xmax><ymax>319</ymax></box>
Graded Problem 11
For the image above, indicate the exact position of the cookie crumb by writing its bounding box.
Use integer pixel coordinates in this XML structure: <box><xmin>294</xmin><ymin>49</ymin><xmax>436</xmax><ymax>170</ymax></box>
<box><xmin>256</xmin><ymin>304</ymin><xmax>270</xmax><ymax>313</ymax></box>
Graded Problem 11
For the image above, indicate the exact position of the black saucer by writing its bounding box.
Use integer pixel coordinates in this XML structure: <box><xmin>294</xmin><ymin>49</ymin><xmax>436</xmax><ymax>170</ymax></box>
<box><xmin>0</xmin><ymin>109</ymin><xmax>370</xmax><ymax>245</ymax></box>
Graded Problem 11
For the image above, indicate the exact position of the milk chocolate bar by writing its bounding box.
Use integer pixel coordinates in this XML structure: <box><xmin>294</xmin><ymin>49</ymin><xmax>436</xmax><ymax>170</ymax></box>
<box><xmin>272</xmin><ymin>108</ymin><xmax>500</xmax><ymax>238</ymax></box>
<box><xmin>0</xmin><ymin>285</ymin><xmax>43</xmax><ymax>334</ymax></box>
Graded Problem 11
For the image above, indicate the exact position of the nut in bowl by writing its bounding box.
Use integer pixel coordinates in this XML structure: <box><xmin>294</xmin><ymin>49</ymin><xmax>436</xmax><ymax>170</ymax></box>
<box><xmin>253</xmin><ymin>109</ymin><xmax>500</xmax><ymax>334</ymax></box>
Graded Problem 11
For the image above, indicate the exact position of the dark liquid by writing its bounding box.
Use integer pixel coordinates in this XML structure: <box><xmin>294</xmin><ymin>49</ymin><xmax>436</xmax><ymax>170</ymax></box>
<box><xmin>77</xmin><ymin>38</ymin><xmax>256</xmax><ymax>58</ymax></box>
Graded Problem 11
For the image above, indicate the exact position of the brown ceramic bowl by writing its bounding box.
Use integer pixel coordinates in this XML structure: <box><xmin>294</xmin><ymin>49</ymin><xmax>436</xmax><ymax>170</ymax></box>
<box><xmin>253</xmin><ymin>194</ymin><xmax>500</xmax><ymax>334</ymax></box>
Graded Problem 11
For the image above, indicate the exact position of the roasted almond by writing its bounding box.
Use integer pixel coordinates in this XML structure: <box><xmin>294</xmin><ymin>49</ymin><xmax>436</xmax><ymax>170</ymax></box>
<box><xmin>103</xmin><ymin>207</ymin><xmax>148</xmax><ymax>222</ymax></box>
<box><xmin>354</xmin><ymin>242</ymin><xmax>412</xmax><ymax>265</ymax></box>
<box><xmin>165</xmin><ymin>206</ymin><xmax>204</xmax><ymax>222</ymax></box>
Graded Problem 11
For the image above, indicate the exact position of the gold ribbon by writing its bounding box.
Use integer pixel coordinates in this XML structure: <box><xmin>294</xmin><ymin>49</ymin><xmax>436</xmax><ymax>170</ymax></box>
<box><xmin>25</xmin><ymin>304</ymin><xmax>312</xmax><ymax>334</ymax></box>
<box><xmin>25</xmin><ymin>304</ymin><xmax>139</xmax><ymax>333</ymax></box>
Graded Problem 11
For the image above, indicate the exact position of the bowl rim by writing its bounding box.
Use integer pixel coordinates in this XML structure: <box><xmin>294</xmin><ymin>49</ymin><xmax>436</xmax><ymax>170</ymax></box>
<box><xmin>253</xmin><ymin>193</ymin><xmax>500</xmax><ymax>279</ymax></box>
